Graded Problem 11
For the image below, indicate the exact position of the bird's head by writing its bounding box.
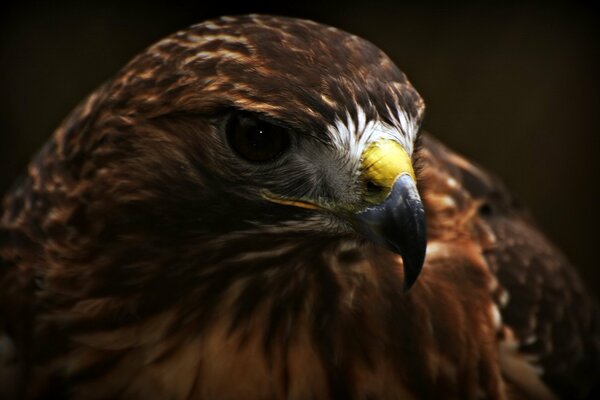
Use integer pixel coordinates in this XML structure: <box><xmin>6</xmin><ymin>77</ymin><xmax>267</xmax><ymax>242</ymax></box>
<box><xmin>67</xmin><ymin>15</ymin><xmax>426</xmax><ymax>290</ymax></box>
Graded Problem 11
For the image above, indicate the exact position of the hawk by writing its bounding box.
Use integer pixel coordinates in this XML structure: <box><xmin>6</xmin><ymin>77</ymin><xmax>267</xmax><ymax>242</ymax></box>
<box><xmin>0</xmin><ymin>14</ymin><xmax>598</xmax><ymax>400</ymax></box>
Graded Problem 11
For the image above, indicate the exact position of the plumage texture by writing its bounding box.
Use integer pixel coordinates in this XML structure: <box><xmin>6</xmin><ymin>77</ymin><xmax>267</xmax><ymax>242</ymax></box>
<box><xmin>0</xmin><ymin>14</ymin><xmax>598</xmax><ymax>400</ymax></box>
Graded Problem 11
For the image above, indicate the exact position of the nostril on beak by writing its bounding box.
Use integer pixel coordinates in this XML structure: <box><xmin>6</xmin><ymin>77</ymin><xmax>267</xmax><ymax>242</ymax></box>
<box><xmin>364</xmin><ymin>179</ymin><xmax>390</xmax><ymax>204</ymax></box>
<box><xmin>365</xmin><ymin>179</ymin><xmax>386</xmax><ymax>196</ymax></box>
<box><xmin>366</xmin><ymin>180</ymin><xmax>382</xmax><ymax>193</ymax></box>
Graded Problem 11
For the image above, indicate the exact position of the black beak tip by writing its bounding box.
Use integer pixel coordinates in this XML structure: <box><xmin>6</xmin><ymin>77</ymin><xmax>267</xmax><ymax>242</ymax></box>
<box><xmin>389</xmin><ymin>203</ymin><xmax>426</xmax><ymax>293</ymax></box>
<box><xmin>356</xmin><ymin>174</ymin><xmax>427</xmax><ymax>293</ymax></box>
<box><xmin>396</xmin><ymin>197</ymin><xmax>427</xmax><ymax>293</ymax></box>
<box><xmin>400</xmin><ymin>241</ymin><xmax>426</xmax><ymax>292</ymax></box>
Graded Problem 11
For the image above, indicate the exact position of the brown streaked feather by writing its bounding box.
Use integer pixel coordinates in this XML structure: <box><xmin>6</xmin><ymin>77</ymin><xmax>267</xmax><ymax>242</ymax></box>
<box><xmin>1</xmin><ymin>14</ymin><xmax>598</xmax><ymax>400</ymax></box>
<box><xmin>420</xmin><ymin>135</ymin><xmax>600</xmax><ymax>399</ymax></box>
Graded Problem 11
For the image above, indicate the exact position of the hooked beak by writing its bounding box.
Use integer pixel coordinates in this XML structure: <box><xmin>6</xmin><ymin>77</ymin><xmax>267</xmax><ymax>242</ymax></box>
<box><xmin>355</xmin><ymin>173</ymin><xmax>426</xmax><ymax>291</ymax></box>
<box><xmin>353</xmin><ymin>139</ymin><xmax>426</xmax><ymax>291</ymax></box>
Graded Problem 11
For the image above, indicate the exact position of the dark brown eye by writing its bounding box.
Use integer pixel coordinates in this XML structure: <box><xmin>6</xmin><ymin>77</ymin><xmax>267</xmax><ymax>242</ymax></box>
<box><xmin>226</xmin><ymin>113</ymin><xmax>290</xmax><ymax>163</ymax></box>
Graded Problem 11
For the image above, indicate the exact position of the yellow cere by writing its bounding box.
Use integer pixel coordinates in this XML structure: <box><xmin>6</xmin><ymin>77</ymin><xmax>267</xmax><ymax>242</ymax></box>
<box><xmin>361</xmin><ymin>139</ymin><xmax>416</xmax><ymax>194</ymax></box>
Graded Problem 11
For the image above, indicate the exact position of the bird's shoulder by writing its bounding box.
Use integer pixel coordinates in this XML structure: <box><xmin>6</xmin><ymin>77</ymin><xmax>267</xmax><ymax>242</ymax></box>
<box><xmin>419</xmin><ymin>134</ymin><xmax>600</xmax><ymax>399</ymax></box>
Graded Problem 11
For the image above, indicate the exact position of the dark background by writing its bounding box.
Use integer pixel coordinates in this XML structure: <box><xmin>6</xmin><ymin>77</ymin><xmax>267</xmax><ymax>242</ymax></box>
<box><xmin>1</xmin><ymin>1</ymin><xmax>598</xmax><ymax>294</ymax></box>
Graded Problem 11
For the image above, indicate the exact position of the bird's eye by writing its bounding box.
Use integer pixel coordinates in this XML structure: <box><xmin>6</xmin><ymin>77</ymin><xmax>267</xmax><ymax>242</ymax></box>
<box><xmin>227</xmin><ymin>113</ymin><xmax>291</xmax><ymax>163</ymax></box>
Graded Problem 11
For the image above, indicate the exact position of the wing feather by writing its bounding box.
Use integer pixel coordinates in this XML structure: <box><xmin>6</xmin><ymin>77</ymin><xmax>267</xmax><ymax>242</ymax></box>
<box><xmin>421</xmin><ymin>134</ymin><xmax>600</xmax><ymax>399</ymax></box>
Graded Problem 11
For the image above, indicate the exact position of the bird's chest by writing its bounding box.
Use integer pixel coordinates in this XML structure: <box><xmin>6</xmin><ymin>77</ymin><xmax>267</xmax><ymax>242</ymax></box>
<box><xmin>48</xmin><ymin>313</ymin><xmax>417</xmax><ymax>400</ymax></box>
<box><xmin>28</xmin><ymin>250</ymin><xmax>502</xmax><ymax>400</ymax></box>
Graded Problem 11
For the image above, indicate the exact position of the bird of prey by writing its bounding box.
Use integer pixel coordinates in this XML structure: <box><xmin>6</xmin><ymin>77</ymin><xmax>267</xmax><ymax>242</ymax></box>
<box><xmin>0</xmin><ymin>14</ymin><xmax>598</xmax><ymax>400</ymax></box>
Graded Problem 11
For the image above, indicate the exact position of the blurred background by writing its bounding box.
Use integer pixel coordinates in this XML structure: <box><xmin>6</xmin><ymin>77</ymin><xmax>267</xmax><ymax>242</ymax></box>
<box><xmin>1</xmin><ymin>0</ymin><xmax>598</xmax><ymax>294</ymax></box>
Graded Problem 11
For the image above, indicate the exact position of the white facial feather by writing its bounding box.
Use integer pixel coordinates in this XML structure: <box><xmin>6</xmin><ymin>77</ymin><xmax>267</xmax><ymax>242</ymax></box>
<box><xmin>328</xmin><ymin>106</ymin><xmax>418</xmax><ymax>161</ymax></box>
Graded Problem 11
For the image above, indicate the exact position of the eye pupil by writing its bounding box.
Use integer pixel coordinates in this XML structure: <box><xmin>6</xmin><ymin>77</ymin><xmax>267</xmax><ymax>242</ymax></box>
<box><xmin>227</xmin><ymin>113</ymin><xmax>290</xmax><ymax>162</ymax></box>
